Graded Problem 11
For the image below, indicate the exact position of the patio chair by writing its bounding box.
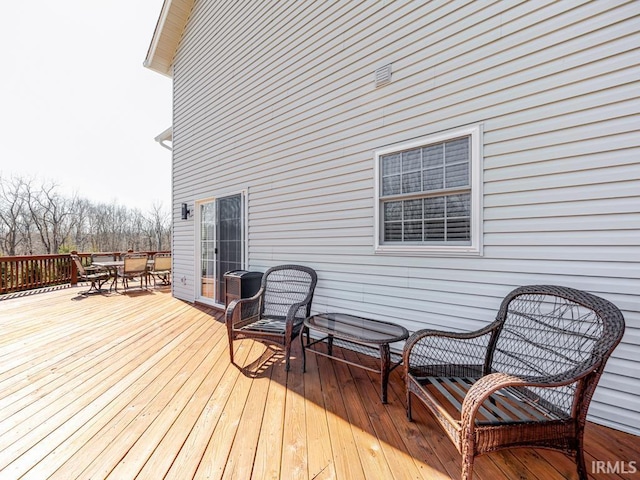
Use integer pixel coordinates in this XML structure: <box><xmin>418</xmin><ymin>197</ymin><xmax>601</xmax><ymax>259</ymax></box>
<box><xmin>148</xmin><ymin>252</ymin><xmax>171</xmax><ymax>286</ymax></box>
<box><xmin>118</xmin><ymin>251</ymin><xmax>133</xmax><ymax>261</ymax></box>
<box><xmin>70</xmin><ymin>254</ymin><xmax>110</xmax><ymax>295</ymax></box>
<box><xmin>89</xmin><ymin>253</ymin><xmax>114</xmax><ymax>273</ymax></box>
<box><xmin>225</xmin><ymin>264</ymin><xmax>317</xmax><ymax>370</ymax></box>
<box><xmin>403</xmin><ymin>285</ymin><xmax>625</xmax><ymax>480</ymax></box>
<box><xmin>117</xmin><ymin>253</ymin><xmax>149</xmax><ymax>292</ymax></box>
<box><xmin>91</xmin><ymin>253</ymin><xmax>115</xmax><ymax>265</ymax></box>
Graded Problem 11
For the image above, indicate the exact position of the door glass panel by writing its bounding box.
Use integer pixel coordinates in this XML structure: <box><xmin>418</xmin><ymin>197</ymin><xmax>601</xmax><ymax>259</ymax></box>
<box><xmin>216</xmin><ymin>194</ymin><xmax>242</xmax><ymax>301</ymax></box>
<box><xmin>200</xmin><ymin>202</ymin><xmax>216</xmax><ymax>300</ymax></box>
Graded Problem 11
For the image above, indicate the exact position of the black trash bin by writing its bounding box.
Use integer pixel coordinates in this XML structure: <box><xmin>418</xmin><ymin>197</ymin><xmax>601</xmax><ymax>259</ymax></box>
<box><xmin>223</xmin><ymin>270</ymin><xmax>263</xmax><ymax>307</ymax></box>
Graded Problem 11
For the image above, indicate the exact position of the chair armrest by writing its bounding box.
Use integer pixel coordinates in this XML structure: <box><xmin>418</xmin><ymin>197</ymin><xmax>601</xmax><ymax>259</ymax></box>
<box><xmin>283</xmin><ymin>298</ymin><xmax>313</xmax><ymax>325</ymax></box>
<box><xmin>460</xmin><ymin>372</ymin><xmax>584</xmax><ymax>427</ymax></box>
<box><xmin>403</xmin><ymin>326</ymin><xmax>497</xmax><ymax>377</ymax></box>
<box><xmin>225</xmin><ymin>289</ymin><xmax>264</xmax><ymax>328</ymax></box>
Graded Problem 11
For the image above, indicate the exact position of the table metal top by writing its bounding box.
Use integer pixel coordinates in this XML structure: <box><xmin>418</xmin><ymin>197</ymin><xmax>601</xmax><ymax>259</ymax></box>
<box><xmin>93</xmin><ymin>260</ymin><xmax>153</xmax><ymax>267</ymax></box>
<box><xmin>92</xmin><ymin>261</ymin><xmax>124</xmax><ymax>268</ymax></box>
<box><xmin>305</xmin><ymin>312</ymin><xmax>409</xmax><ymax>345</ymax></box>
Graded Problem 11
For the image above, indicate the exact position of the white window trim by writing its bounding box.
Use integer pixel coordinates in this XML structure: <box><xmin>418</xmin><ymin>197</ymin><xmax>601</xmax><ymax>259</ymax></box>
<box><xmin>373</xmin><ymin>124</ymin><xmax>483</xmax><ymax>256</ymax></box>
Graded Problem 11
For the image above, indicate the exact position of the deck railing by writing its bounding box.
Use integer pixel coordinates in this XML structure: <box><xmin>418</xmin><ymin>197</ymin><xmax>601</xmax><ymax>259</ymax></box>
<box><xmin>0</xmin><ymin>251</ymin><xmax>169</xmax><ymax>295</ymax></box>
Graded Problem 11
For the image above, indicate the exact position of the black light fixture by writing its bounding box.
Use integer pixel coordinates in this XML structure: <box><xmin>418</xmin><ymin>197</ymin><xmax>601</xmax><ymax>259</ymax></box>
<box><xmin>181</xmin><ymin>203</ymin><xmax>191</xmax><ymax>220</ymax></box>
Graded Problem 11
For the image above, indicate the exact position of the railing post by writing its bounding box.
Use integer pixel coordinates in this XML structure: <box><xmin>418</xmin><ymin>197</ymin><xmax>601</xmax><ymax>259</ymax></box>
<box><xmin>70</xmin><ymin>251</ymin><xmax>78</xmax><ymax>286</ymax></box>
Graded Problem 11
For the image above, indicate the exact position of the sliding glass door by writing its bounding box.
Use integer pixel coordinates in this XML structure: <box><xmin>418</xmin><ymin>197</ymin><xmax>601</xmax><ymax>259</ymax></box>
<box><xmin>198</xmin><ymin>192</ymin><xmax>245</xmax><ymax>305</ymax></box>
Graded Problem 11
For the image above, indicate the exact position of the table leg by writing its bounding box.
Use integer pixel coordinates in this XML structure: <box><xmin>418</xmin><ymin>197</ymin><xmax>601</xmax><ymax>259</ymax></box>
<box><xmin>380</xmin><ymin>344</ymin><xmax>390</xmax><ymax>404</ymax></box>
<box><xmin>327</xmin><ymin>334</ymin><xmax>334</xmax><ymax>356</ymax></box>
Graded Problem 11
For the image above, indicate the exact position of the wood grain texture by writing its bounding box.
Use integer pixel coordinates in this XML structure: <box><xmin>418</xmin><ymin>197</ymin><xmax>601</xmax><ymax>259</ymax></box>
<box><xmin>0</xmin><ymin>287</ymin><xmax>636</xmax><ymax>479</ymax></box>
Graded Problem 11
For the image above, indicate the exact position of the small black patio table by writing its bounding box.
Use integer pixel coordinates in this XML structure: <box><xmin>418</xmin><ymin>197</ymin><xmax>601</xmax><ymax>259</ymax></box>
<box><xmin>300</xmin><ymin>312</ymin><xmax>409</xmax><ymax>403</ymax></box>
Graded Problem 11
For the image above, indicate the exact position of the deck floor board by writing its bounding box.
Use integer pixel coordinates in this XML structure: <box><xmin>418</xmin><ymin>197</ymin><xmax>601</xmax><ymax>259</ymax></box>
<box><xmin>0</xmin><ymin>287</ymin><xmax>637</xmax><ymax>479</ymax></box>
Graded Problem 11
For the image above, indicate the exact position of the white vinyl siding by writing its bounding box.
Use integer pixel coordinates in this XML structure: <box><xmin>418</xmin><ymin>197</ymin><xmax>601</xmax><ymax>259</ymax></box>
<box><xmin>170</xmin><ymin>0</ymin><xmax>640</xmax><ymax>436</ymax></box>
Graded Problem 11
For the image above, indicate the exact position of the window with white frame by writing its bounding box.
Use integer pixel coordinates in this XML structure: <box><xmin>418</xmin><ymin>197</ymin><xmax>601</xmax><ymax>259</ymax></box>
<box><xmin>375</xmin><ymin>125</ymin><xmax>482</xmax><ymax>255</ymax></box>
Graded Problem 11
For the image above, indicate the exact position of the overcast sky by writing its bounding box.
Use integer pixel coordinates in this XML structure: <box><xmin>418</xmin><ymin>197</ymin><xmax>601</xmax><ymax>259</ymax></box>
<box><xmin>0</xmin><ymin>1</ymin><xmax>172</xmax><ymax>213</ymax></box>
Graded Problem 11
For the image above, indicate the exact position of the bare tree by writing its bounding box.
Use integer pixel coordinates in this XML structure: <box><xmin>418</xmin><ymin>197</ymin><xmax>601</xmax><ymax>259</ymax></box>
<box><xmin>125</xmin><ymin>208</ymin><xmax>147</xmax><ymax>252</ymax></box>
<box><xmin>19</xmin><ymin>218</ymin><xmax>37</xmax><ymax>255</ymax></box>
<box><xmin>0</xmin><ymin>175</ymin><xmax>171</xmax><ymax>255</ymax></box>
<box><xmin>147</xmin><ymin>201</ymin><xmax>171</xmax><ymax>251</ymax></box>
<box><xmin>0</xmin><ymin>175</ymin><xmax>28</xmax><ymax>256</ymax></box>
<box><xmin>69</xmin><ymin>197</ymin><xmax>92</xmax><ymax>252</ymax></box>
<box><xmin>89</xmin><ymin>203</ymin><xmax>111</xmax><ymax>252</ymax></box>
<box><xmin>25</xmin><ymin>181</ymin><xmax>76</xmax><ymax>254</ymax></box>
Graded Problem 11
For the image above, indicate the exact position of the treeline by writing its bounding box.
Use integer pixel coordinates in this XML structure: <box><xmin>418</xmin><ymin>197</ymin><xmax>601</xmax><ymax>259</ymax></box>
<box><xmin>0</xmin><ymin>175</ymin><xmax>171</xmax><ymax>256</ymax></box>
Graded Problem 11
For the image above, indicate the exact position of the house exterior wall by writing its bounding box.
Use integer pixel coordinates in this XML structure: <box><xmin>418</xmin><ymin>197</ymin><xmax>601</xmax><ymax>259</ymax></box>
<box><xmin>170</xmin><ymin>0</ymin><xmax>640</xmax><ymax>435</ymax></box>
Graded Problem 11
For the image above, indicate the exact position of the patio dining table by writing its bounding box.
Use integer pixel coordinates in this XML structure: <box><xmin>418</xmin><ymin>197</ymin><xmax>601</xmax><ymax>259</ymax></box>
<box><xmin>92</xmin><ymin>260</ymin><xmax>152</xmax><ymax>292</ymax></box>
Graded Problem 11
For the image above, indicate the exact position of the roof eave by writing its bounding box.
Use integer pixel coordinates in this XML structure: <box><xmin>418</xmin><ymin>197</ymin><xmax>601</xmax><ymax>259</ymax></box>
<box><xmin>144</xmin><ymin>0</ymin><xmax>195</xmax><ymax>78</ymax></box>
<box><xmin>154</xmin><ymin>126</ymin><xmax>173</xmax><ymax>151</ymax></box>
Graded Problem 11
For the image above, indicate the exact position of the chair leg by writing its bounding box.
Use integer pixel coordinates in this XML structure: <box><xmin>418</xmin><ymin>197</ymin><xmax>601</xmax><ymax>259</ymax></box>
<box><xmin>284</xmin><ymin>338</ymin><xmax>292</xmax><ymax>371</ymax></box>
<box><xmin>461</xmin><ymin>439</ymin><xmax>475</xmax><ymax>480</ymax></box>
<box><xmin>83</xmin><ymin>277</ymin><xmax>106</xmax><ymax>295</ymax></box>
<box><xmin>407</xmin><ymin>390</ymin><xmax>413</xmax><ymax>421</ymax></box>
<box><xmin>575</xmin><ymin>443</ymin><xmax>588</xmax><ymax>480</ymax></box>
<box><xmin>461</xmin><ymin>458</ymin><xmax>475</xmax><ymax>480</ymax></box>
<box><xmin>227</xmin><ymin>331</ymin><xmax>235</xmax><ymax>365</ymax></box>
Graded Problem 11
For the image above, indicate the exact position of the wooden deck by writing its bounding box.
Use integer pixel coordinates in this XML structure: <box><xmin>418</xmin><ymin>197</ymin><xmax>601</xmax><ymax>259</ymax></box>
<box><xmin>0</xmin><ymin>286</ymin><xmax>637</xmax><ymax>480</ymax></box>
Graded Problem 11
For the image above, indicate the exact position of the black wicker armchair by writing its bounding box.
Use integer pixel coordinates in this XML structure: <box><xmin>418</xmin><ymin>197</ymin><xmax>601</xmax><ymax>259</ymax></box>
<box><xmin>403</xmin><ymin>285</ymin><xmax>625</xmax><ymax>480</ymax></box>
<box><xmin>225</xmin><ymin>265</ymin><xmax>317</xmax><ymax>370</ymax></box>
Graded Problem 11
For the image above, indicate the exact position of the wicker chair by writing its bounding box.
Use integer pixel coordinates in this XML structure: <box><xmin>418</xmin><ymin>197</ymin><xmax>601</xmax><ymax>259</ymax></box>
<box><xmin>70</xmin><ymin>254</ymin><xmax>110</xmax><ymax>294</ymax></box>
<box><xmin>403</xmin><ymin>285</ymin><xmax>625</xmax><ymax>480</ymax></box>
<box><xmin>226</xmin><ymin>265</ymin><xmax>317</xmax><ymax>370</ymax></box>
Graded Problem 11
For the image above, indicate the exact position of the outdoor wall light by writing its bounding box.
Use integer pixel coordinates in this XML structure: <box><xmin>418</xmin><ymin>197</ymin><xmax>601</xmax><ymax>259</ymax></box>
<box><xmin>181</xmin><ymin>203</ymin><xmax>192</xmax><ymax>220</ymax></box>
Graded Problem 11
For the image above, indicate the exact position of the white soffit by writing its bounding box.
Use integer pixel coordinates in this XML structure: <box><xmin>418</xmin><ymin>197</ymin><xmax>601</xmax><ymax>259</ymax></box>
<box><xmin>143</xmin><ymin>0</ymin><xmax>195</xmax><ymax>77</ymax></box>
